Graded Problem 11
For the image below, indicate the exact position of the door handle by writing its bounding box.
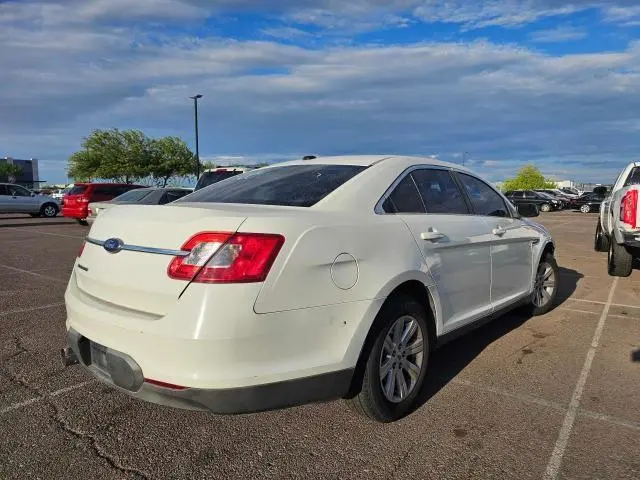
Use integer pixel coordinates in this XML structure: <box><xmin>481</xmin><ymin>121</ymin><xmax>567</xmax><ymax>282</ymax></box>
<box><xmin>421</xmin><ymin>230</ymin><xmax>445</xmax><ymax>242</ymax></box>
<box><xmin>492</xmin><ymin>226</ymin><xmax>506</xmax><ymax>236</ymax></box>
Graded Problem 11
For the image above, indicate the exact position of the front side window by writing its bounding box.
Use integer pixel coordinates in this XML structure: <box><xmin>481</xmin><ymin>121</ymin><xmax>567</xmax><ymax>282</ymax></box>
<box><xmin>412</xmin><ymin>169</ymin><xmax>468</xmax><ymax>214</ymax></box>
<box><xmin>113</xmin><ymin>188</ymin><xmax>153</xmax><ymax>203</ymax></box>
<box><xmin>382</xmin><ymin>175</ymin><xmax>425</xmax><ymax>213</ymax></box>
<box><xmin>181</xmin><ymin>164</ymin><xmax>366</xmax><ymax>207</ymax></box>
<box><xmin>457</xmin><ymin>173</ymin><xmax>510</xmax><ymax>217</ymax></box>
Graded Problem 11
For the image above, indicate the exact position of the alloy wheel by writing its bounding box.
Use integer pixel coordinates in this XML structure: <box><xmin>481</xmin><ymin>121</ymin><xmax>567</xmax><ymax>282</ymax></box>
<box><xmin>44</xmin><ymin>206</ymin><xmax>56</xmax><ymax>217</ymax></box>
<box><xmin>379</xmin><ymin>315</ymin><xmax>424</xmax><ymax>403</ymax></box>
<box><xmin>533</xmin><ymin>261</ymin><xmax>556</xmax><ymax>308</ymax></box>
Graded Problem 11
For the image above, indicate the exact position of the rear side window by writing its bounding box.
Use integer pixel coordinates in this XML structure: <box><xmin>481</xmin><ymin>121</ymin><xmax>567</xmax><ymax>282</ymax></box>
<box><xmin>113</xmin><ymin>189</ymin><xmax>153</xmax><ymax>202</ymax></box>
<box><xmin>624</xmin><ymin>167</ymin><xmax>640</xmax><ymax>187</ymax></box>
<box><xmin>382</xmin><ymin>176</ymin><xmax>425</xmax><ymax>213</ymax></box>
<box><xmin>161</xmin><ymin>190</ymin><xmax>190</xmax><ymax>204</ymax></box>
<box><xmin>68</xmin><ymin>185</ymin><xmax>87</xmax><ymax>195</ymax></box>
<box><xmin>457</xmin><ymin>173</ymin><xmax>510</xmax><ymax>217</ymax></box>
<box><xmin>181</xmin><ymin>165</ymin><xmax>366</xmax><ymax>207</ymax></box>
<box><xmin>412</xmin><ymin>169</ymin><xmax>468</xmax><ymax>214</ymax></box>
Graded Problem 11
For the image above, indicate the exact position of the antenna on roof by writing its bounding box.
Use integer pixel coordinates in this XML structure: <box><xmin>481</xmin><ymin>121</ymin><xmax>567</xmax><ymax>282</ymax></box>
<box><xmin>302</xmin><ymin>155</ymin><xmax>317</xmax><ymax>160</ymax></box>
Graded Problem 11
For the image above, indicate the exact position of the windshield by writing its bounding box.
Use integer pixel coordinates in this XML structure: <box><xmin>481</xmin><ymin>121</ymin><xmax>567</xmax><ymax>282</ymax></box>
<box><xmin>180</xmin><ymin>164</ymin><xmax>367</xmax><ymax>207</ymax></box>
<box><xmin>195</xmin><ymin>171</ymin><xmax>244</xmax><ymax>190</ymax></box>
<box><xmin>113</xmin><ymin>188</ymin><xmax>154</xmax><ymax>203</ymax></box>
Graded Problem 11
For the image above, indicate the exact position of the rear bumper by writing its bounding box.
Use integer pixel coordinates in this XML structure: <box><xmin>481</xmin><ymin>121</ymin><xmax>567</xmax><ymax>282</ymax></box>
<box><xmin>64</xmin><ymin>268</ymin><xmax>381</xmax><ymax>412</ymax></box>
<box><xmin>62</xmin><ymin>205</ymin><xmax>89</xmax><ymax>219</ymax></box>
<box><xmin>66</xmin><ymin>328</ymin><xmax>353</xmax><ymax>413</ymax></box>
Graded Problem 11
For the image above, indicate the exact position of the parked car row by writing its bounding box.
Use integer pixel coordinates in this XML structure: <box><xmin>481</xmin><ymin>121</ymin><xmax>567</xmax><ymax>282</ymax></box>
<box><xmin>504</xmin><ymin>189</ymin><xmax>606</xmax><ymax>213</ymax></box>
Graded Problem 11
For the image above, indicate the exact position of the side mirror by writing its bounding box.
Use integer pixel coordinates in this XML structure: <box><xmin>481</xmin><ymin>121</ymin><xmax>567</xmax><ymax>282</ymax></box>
<box><xmin>517</xmin><ymin>203</ymin><xmax>540</xmax><ymax>218</ymax></box>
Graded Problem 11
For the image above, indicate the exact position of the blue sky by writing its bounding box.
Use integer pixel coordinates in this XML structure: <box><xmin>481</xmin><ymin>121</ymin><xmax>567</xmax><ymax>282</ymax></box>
<box><xmin>1</xmin><ymin>0</ymin><xmax>640</xmax><ymax>184</ymax></box>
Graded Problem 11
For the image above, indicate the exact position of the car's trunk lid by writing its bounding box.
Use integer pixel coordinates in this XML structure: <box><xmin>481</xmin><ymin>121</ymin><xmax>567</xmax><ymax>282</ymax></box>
<box><xmin>75</xmin><ymin>204</ymin><xmax>248</xmax><ymax>316</ymax></box>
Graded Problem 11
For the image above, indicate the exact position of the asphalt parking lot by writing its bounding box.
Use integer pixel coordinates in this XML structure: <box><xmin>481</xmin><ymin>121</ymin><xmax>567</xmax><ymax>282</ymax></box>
<box><xmin>0</xmin><ymin>212</ymin><xmax>639</xmax><ymax>479</ymax></box>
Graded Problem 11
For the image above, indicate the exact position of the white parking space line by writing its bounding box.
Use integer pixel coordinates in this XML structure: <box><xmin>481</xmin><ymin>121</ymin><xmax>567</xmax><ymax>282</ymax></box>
<box><xmin>0</xmin><ymin>380</ymin><xmax>93</xmax><ymax>415</ymax></box>
<box><xmin>0</xmin><ymin>263</ymin><xmax>67</xmax><ymax>284</ymax></box>
<box><xmin>543</xmin><ymin>278</ymin><xmax>619</xmax><ymax>480</ymax></box>
<box><xmin>579</xmin><ymin>410</ymin><xmax>640</xmax><ymax>432</ymax></box>
<box><xmin>563</xmin><ymin>297</ymin><xmax>640</xmax><ymax>310</ymax></box>
<box><xmin>0</xmin><ymin>302</ymin><xmax>65</xmax><ymax>317</ymax></box>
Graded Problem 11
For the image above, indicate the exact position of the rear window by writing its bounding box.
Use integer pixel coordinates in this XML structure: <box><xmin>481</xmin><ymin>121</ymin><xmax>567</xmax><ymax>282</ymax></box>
<box><xmin>68</xmin><ymin>185</ymin><xmax>87</xmax><ymax>195</ymax></box>
<box><xmin>195</xmin><ymin>171</ymin><xmax>244</xmax><ymax>190</ymax></box>
<box><xmin>181</xmin><ymin>164</ymin><xmax>367</xmax><ymax>207</ymax></box>
<box><xmin>113</xmin><ymin>189</ymin><xmax>154</xmax><ymax>202</ymax></box>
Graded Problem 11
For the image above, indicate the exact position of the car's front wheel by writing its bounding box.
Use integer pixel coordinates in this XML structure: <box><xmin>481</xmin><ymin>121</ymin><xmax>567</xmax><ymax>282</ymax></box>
<box><xmin>540</xmin><ymin>203</ymin><xmax>551</xmax><ymax>212</ymax></box>
<box><xmin>580</xmin><ymin>204</ymin><xmax>591</xmax><ymax>213</ymax></box>
<box><xmin>594</xmin><ymin>221</ymin><xmax>610</xmax><ymax>252</ymax></box>
<box><xmin>346</xmin><ymin>295</ymin><xmax>431</xmax><ymax>423</ymax></box>
<box><xmin>524</xmin><ymin>254</ymin><xmax>559</xmax><ymax>316</ymax></box>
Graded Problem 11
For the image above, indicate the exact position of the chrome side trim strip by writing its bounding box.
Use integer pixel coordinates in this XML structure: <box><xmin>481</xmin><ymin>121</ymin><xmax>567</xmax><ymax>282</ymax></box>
<box><xmin>86</xmin><ymin>238</ymin><xmax>189</xmax><ymax>257</ymax></box>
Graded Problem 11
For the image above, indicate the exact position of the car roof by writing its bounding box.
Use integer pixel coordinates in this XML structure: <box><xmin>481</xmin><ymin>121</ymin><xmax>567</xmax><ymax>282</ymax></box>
<box><xmin>272</xmin><ymin>154</ymin><xmax>468</xmax><ymax>170</ymax></box>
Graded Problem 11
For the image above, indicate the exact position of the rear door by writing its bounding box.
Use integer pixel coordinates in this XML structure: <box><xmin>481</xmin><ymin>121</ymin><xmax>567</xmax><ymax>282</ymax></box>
<box><xmin>454</xmin><ymin>172</ymin><xmax>536</xmax><ymax>310</ymax></box>
<box><xmin>383</xmin><ymin>167</ymin><xmax>493</xmax><ymax>332</ymax></box>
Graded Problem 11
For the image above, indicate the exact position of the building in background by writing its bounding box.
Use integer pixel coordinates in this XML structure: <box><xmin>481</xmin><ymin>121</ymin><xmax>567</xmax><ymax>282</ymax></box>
<box><xmin>0</xmin><ymin>157</ymin><xmax>41</xmax><ymax>189</ymax></box>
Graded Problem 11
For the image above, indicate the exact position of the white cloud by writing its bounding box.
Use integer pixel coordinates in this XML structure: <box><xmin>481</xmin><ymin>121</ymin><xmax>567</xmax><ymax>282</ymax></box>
<box><xmin>530</xmin><ymin>26</ymin><xmax>587</xmax><ymax>43</ymax></box>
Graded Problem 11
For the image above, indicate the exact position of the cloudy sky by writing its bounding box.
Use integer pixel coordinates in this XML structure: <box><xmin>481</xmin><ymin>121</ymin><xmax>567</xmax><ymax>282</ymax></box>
<box><xmin>2</xmin><ymin>0</ymin><xmax>640</xmax><ymax>184</ymax></box>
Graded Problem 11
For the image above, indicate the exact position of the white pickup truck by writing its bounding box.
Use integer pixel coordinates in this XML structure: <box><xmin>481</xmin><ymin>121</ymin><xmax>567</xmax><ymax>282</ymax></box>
<box><xmin>595</xmin><ymin>162</ymin><xmax>640</xmax><ymax>277</ymax></box>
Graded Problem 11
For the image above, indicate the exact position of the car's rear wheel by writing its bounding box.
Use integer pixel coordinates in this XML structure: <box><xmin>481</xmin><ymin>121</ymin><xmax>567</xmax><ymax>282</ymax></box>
<box><xmin>608</xmin><ymin>240</ymin><xmax>633</xmax><ymax>277</ymax></box>
<box><xmin>594</xmin><ymin>221</ymin><xmax>610</xmax><ymax>252</ymax></box>
<box><xmin>345</xmin><ymin>295</ymin><xmax>431</xmax><ymax>423</ymax></box>
<box><xmin>580</xmin><ymin>204</ymin><xmax>591</xmax><ymax>213</ymax></box>
<box><xmin>540</xmin><ymin>203</ymin><xmax>551</xmax><ymax>213</ymax></box>
<box><xmin>40</xmin><ymin>203</ymin><xmax>58</xmax><ymax>218</ymax></box>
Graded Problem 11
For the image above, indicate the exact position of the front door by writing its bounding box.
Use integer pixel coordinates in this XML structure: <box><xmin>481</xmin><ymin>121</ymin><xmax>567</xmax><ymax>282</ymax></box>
<box><xmin>382</xmin><ymin>167</ymin><xmax>493</xmax><ymax>332</ymax></box>
<box><xmin>454</xmin><ymin>173</ymin><xmax>536</xmax><ymax>310</ymax></box>
<box><xmin>7</xmin><ymin>184</ymin><xmax>38</xmax><ymax>213</ymax></box>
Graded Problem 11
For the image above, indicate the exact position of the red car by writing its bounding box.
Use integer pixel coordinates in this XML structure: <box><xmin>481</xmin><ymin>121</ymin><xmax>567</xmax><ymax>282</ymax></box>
<box><xmin>62</xmin><ymin>183</ymin><xmax>146</xmax><ymax>225</ymax></box>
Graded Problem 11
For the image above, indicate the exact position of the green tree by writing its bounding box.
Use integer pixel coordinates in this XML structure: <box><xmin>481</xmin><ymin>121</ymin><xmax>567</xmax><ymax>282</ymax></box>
<box><xmin>502</xmin><ymin>165</ymin><xmax>556</xmax><ymax>191</ymax></box>
<box><xmin>67</xmin><ymin>128</ymin><xmax>152</xmax><ymax>183</ymax></box>
<box><xmin>149</xmin><ymin>137</ymin><xmax>195</xmax><ymax>187</ymax></box>
<box><xmin>0</xmin><ymin>162</ymin><xmax>22</xmax><ymax>182</ymax></box>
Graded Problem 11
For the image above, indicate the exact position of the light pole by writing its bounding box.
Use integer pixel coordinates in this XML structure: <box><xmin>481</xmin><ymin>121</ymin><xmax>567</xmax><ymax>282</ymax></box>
<box><xmin>190</xmin><ymin>94</ymin><xmax>203</xmax><ymax>179</ymax></box>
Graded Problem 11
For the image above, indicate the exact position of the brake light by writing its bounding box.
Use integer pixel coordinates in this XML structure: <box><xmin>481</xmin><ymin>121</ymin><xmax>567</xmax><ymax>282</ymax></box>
<box><xmin>621</xmin><ymin>189</ymin><xmax>638</xmax><ymax>228</ymax></box>
<box><xmin>167</xmin><ymin>232</ymin><xmax>284</xmax><ymax>283</ymax></box>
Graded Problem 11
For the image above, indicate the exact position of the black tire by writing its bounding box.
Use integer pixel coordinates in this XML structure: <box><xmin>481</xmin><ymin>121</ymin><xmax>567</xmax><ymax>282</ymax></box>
<box><xmin>594</xmin><ymin>221</ymin><xmax>610</xmax><ymax>253</ymax></box>
<box><xmin>521</xmin><ymin>254</ymin><xmax>559</xmax><ymax>317</ymax></box>
<box><xmin>540</xmin><ymin>203</ymin><xmax>551</xmax><ymax>213</ymax></box>
<box><xmin>76</xmin><ymin>219</ymin><xmax>89</xmax><ymax>226</ymax></box>
<box><xmin>345</xmin><ymin>294</ymin><xmax>432</xmax><ymax>423</ymax></box>
<box><xmin>608</xmin><ymin>240</ymin><xmax>633</xmax><ymax>277</ymax></box>
<box><xmin>40</xmin><ymin>203</ymin><xmax>58</xmax><ymax>218</ymax></box>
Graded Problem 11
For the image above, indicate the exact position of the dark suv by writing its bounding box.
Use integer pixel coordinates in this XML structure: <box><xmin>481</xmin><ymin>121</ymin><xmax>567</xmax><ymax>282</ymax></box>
<box><xmin>62</xmin><ymin>183</ymin><xmax>145</xmax><ymax>225</ymax></box>
<box><xmin>504</xmin><ymin>190</ymin><xmax>562</xmax><ymax>212</ymax></box>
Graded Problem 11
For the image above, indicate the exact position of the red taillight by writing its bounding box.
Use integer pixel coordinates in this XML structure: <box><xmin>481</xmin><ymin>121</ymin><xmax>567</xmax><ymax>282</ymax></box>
<box><xmin>621</xmin><ymin>189</ymin><xmax>638</xmax><ymax>228</ymax></box>
<box><xmin>144</xmin><ymin>378</ymin><xmax>188</xmax><ymax>390</ymax></box>
<box><xmin>167</xmin><ymin>232</ymin><xmax>285</xmax><ymax>283</ymax></box>
<box><xmin>78</xmin><ymin>240</ymin><xmax>86</xmax><ymax>257</ymax></box>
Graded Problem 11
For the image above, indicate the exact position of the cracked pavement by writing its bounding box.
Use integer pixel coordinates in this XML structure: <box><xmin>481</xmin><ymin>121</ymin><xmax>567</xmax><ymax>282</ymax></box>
<box><xmin>0</xmin><ymin>212</ymin><xmax>639</xmax><ymax>479</ymax></box>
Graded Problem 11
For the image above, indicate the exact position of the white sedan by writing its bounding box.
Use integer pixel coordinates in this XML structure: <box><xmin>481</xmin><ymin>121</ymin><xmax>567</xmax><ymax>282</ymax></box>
<box><xmin>63</xmin><ymin>155</ymin><xmax>558</xmax><ymax>422</ymax></box>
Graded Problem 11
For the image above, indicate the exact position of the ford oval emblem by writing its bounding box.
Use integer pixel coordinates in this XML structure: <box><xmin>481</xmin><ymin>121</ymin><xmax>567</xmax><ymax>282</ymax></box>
<box><xmin>103</xmin><ymin>238</ymin><xmax>124</xmax><ymax>254</ymax></box>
